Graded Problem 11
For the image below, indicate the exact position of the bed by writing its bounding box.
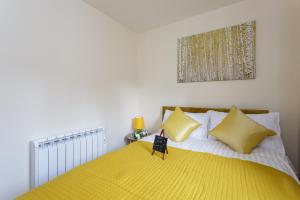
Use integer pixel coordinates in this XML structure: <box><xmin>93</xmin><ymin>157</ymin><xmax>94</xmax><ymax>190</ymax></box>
<box><xmin>17</xmin><ymin>107</ymin><xmax>300</xmax><ymax>199</ymax></box>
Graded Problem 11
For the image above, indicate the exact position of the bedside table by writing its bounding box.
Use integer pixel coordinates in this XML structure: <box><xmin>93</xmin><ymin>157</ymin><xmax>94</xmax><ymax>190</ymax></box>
<box><xmin>126</xmin><ymin>132</ymin><xmax>151</xmax><ymax>144</ymax></box>
<box><xmin>126</xmin><ymin>134</ymin><xmax>138</xmax><ymax>144</ymax></box>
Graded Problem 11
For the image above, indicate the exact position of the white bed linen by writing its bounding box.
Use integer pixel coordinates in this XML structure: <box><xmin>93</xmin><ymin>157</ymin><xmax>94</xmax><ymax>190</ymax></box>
<box><xmin>142</xmin><ymin>133</ymin><xmax>299</xmax><ymax>183</ymax></box>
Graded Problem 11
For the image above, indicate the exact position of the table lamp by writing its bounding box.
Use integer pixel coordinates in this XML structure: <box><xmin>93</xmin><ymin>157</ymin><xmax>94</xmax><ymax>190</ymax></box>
<box><xmin>133</xmin><ymin>116</ymin><xmax>145</xmax><ymax>130</ymax></box>
<box><xmin>132</xmin><ymin>116</ymin><xmax>148</xmax><ymax>139</ymax></box>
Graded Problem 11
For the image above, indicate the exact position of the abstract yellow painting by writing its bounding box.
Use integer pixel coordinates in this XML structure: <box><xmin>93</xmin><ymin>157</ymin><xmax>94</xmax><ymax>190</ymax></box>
<box><xmin>177</xmin><ymin>21</ymin><xmax>256</xmax><ymax>83</ymax></box>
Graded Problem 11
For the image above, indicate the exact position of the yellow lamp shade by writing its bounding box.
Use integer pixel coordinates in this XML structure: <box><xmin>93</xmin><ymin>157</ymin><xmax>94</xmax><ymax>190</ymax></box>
<box><xmin>133</xmin><ymin>116</ymin><xmax>145</xmax><ymax>130</ymax></box>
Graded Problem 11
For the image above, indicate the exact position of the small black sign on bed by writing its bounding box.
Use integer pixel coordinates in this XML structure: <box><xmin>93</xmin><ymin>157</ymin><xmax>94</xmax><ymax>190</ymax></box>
<box><xmin>152</xmin><ymin>135</ymin><xmax>168</xmax><ymax>160</ymax></box>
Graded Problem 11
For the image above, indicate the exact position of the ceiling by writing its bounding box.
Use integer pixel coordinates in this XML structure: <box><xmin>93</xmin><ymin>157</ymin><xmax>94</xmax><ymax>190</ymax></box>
<box><xmin>83</xmin><ymin>0</ymin><xmax>243</xmax><ymax>32</ymax></box>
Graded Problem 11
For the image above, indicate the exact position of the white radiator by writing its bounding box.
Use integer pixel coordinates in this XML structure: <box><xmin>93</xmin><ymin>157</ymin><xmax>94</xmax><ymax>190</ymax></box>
<box><xmin>30</xmin><ymin>127</ymin><xmax>107</xmax><ymax>189</ymax></box>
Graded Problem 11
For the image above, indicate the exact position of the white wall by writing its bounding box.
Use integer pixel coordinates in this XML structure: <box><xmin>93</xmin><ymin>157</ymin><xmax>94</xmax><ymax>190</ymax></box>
<box><xmin>137</xmin><ymin>0</ymin><xmax>300</xmax><ymax>174</ymax></box>
<box><xmin>0</xmin><ymin>0</ymin><xmax>138</xmax><ymax>199</ymax></box>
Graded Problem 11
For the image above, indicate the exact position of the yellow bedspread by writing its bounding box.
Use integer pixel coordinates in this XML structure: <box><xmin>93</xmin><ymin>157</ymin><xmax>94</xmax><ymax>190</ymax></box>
<box><xmin>18</xmin><ymin>141</ymin><xmax>300</xmax><ymax>200</ymax></box>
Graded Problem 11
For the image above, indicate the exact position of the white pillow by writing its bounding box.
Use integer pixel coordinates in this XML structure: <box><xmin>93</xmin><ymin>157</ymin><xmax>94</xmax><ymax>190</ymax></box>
<box><xmin>258</xmin><ymin>135</ymin><xmax>285</xmax><ymax>154</ymax></box>
<box><xmin>207</xmin><ymin>111</ymin><xmax>227</xmax><ymax>131</ymax></box>
<box><xmin>207</xmin><ymin>110</ymin><xmax>285</xmax><ymax>153</ymax></box>
<box><xmin>207</xmin><ymin>110</ymin><xmax>281</xmax><ymax>134</ymax></box>
<box><xmin>163</xmin><ymin>110</ymin><xmax>209</xmax><ymax>140</ymax></box>
<box><xmin>248</xmin><ymin>113</ymin><xmax>281</xmax><ymax>135</ymax></box>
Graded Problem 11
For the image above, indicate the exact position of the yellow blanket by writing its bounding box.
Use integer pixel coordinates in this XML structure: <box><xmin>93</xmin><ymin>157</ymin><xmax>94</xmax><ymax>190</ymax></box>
<box><xmin>18</xmin><ymin>141</ymin><xmax>300</xmax><ymax>200</ymax></box>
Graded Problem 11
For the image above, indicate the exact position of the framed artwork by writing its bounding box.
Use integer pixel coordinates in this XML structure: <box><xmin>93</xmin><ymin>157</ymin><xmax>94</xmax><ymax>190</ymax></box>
<box><xmin>177</xmin><ymin>21</ymin><xmax>256</xmax><ymax>83</ymax></box>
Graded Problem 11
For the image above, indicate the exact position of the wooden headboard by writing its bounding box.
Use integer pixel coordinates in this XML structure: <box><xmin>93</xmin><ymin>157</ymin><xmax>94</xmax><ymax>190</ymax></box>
<box><xmin>162</xmin><ymin>106</ymin><xmax>269</xmax><ymax>119</ymax></box>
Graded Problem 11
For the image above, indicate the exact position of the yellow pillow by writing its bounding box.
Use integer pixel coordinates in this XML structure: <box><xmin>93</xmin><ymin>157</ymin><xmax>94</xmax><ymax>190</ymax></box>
<box><xmin>162</xmin><ymin>107</ymin><xmax>200</xmax><ymax>142</ymax></box>
<box><xmin>209</xmin><ymin>106</ymin><xmax>276</xmax><ymax>154</ymax></box>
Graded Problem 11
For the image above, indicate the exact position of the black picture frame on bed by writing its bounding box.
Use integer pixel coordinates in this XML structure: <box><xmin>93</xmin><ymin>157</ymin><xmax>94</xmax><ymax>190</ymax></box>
<box><xmin>152</xmin><ymin>135</ymin><xmax>168</xmax><ymax>160</ymax></box>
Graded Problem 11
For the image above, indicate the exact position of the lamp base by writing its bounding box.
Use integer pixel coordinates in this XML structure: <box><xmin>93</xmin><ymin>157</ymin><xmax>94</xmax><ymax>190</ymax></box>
<box><xmin>132</xmin><ymin>129</ymin><xmax>149</xmax><ymax>140</ymax></box>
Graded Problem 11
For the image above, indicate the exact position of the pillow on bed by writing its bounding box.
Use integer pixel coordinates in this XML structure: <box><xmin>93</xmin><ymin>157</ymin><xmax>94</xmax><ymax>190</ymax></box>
<box><xmin>163</xmin><ymin>110</ymin><xmax>209</xmax><ymax>140</ymax></box>
<box><xmin>207</xmin><ymin>110</ymin><xmax>281</xmax><ymax>134</ymax></box>
<box><xmin>207</xmin><ymin>109</ymin><xmax>284</xmax><ymax>153</ymax></box>
<box><xmin>209</xmin><ymin>106</ymin><xmax>276</xmax><ymax>154</ymax></box>
<box><xmin>162</xmin><ymin>107</ymin><xmax>200</xmax><ymax>142</ymax></box>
